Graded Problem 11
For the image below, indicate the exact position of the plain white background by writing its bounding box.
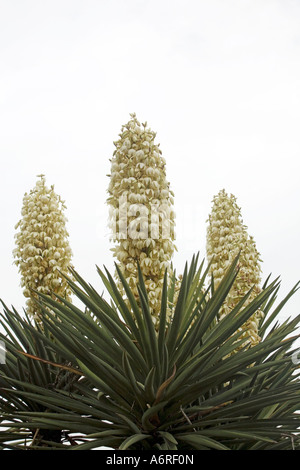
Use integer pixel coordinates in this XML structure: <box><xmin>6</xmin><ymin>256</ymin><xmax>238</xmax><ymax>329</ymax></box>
<box><xmin>0</xmin><ymin>0</ymin><xmax>299</xmax><ymax>328</ymax></box>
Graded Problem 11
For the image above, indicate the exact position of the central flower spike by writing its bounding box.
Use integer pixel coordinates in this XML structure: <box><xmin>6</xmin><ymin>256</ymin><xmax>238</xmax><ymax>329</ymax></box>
<box><xmin>107</xmin><ymin>113</ymin><xmax>176</xmax><ymax>323</ymax></box>
<box><xmin>206</xmin><ymin>189</ymin><xmax>263</xmax><ymax>348</ymax></box>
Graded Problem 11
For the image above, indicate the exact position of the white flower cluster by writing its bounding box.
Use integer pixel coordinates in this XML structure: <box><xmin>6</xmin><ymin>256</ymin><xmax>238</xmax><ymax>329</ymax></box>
<box><xmin>13</xmin><ymin>175</ymin><xmax>73</xmax><ymax>320</ymax></box>
<box><xmin>206</xmin><ymin>189</ymin><xmax>263</xmax><ymax>348</ymax></box>
<box><xmin>107</xmin><ymin>113</ymin><xmax>176</xmax><ymax>322</ymax></box>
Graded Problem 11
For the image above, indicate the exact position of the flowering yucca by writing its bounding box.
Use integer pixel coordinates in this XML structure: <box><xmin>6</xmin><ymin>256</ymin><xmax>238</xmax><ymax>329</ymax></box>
<box><xmin>107</xmin><ymin>113</ymin><xmax>176</xmax><ymax>322</ymax></box>
<box><xmin>206</xmin><ymin>189</ymin><xmax>263</xmax><ymax>347</ymax></box>
<box><xmin>13</xmin><ymin>175</ymin><xmax>73</xmax><ymax>320</ymax></box>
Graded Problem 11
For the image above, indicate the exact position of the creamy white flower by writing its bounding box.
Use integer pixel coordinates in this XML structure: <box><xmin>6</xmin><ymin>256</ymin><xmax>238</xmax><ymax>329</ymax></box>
<box><xmin>206</xmin><ymin>189</ymin><xmax>263</xmax><ymax>350</ymax></box>
<box><xmin>13</xmin><ymin>175</ymin><xmax>73</xmax><ymax>321</ymax></box>
<box><xmin>107</xmin><ymin>113</ymin><xmax>176</xmax><ymax>322</ymax></box>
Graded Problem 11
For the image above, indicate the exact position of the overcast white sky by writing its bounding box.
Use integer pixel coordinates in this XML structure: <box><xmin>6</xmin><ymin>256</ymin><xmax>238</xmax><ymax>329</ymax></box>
<box><xmin>1</xmin><ymin>0</ymin><xmax>300</xmax><ymax>326</ymax></box>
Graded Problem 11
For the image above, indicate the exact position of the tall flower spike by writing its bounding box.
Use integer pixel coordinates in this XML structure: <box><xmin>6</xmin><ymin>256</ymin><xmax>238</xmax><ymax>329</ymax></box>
<box><xmin>206</xmin><ymin>189</ymin><xmax>263</xmax><ymax>349</ymax></box>
<box><xmin>107</xmin><ymin>113</ymin><xmax>176</xmax><ymax>323</ymax></box>
<box><xmin>13</xmin><ymin>175</ymin><xmax>73</xmax><ymax>320</ymax></box>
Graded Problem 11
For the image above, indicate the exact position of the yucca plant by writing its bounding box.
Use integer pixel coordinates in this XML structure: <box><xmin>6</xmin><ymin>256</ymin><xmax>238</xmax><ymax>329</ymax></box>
<box><xmin>0</xmin><ymin>302</ymin><xmax>81</xmax><ymax>448</ymax></box>
<box><xmin>1</xmin><ymin>254</ymin><xmax>299</xmax><ymax>450</ymax></box>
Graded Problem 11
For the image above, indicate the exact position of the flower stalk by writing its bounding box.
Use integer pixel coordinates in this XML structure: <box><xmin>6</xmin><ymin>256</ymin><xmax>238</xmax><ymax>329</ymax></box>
<box><xmin>206</xmin><ymin>189</ymin><xmax>263</xmax><ymax>348</ymax></box>
<box><xmin>107</xmin><ymin>113</ymin><xmax>176</xmax><ymax>323</ymax></box>
<box><xmin>13</xmin><ymin>175</ymin><xmax>73</xmax><ymax>320</ymax></box>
